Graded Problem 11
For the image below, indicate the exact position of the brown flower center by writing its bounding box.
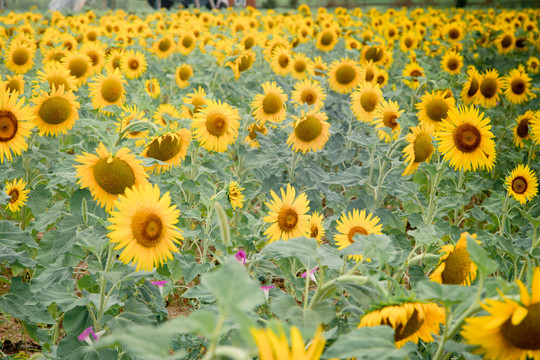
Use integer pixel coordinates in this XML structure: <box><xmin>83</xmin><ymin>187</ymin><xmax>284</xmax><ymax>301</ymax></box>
<box><xmin>335</xmin><ymin>65</ymin><xmax>356</xmax><ymax>85</ymax></box>
<box><xmin>262</xmin><ymin>93</ymin><xmax>282</xmax><ymax>115</ymax></box>
<box><xmin>12</xmin><ymin>48</ymin><xmax>30</xmax><ymax>66</ymax></box>
<box><xmin>278</xmin><ymin>54</ymin><xmax>289</xmax><ymax>68</ymax></box>
<box><xmin>365</xmin><ymin>68</ymin><xmax>375</xmax><ymax>82</ymax></box>
<box><xmin>360</xmin><ymin>91</ymin><xmax>378</xmax><ymax>113</ymax></box>
<box><xmin>146</xmin><ymin>135</ymin><xmax>182</xmax><ymax>162</ymax></box>
<box><xmin>413</xmin><ymin>132</ymin><xmax>433</xmax><ymax>163</ymax></box>
<box><xmin>206</xmin><ymin>113</ymin><xmax>227</xmax><ymax>137</ymax></box>
<box><xmin>301</xmin><ymin>90</ymin><xmax>316</xmax><ymax>105</ymax></box>
<box><xmin>112</xmin><ymin>56</ymin><xmax>122</xmax><ymax>69</ymax></box>
<box><xmin>294</xmin><ymin>115</ymin><xmax>322</xmax><ymax>142</ymax></box>
<box><xmin>38</xmin><ymin>97</ymin><xmax>72</xmax><ymax>125</ymax></box>
<box><xmin>426</xmin><ymin>99</ymin><xmax>449</xmax><ymax>122</ymax></box>
<box><xmin>48</xmin><ymin>76</ymin><xmax>70</xmax><ymax>91</ymax></box>
<box><xmin>500</xmin><ymin>303</ymin><xmax>540</xmax><ymax>350</ymax></box>
<box><xmin>404</xmin><ymin>37</ymin><xmax>414</xmax><ymax>48</ymax></box>
<box><xmin>6</xmin><ymin>80</ymin><xmax>22</xmax><ymax>93</ymax></box>
<box><xmin>511</xmin><ymin>79</ymin><xmax>525</xmax><ymax>95</ymax></box>
<box><xmin>480</xmin><ymin>78</ymin><xmax>498</xmax><ymax>99</ymax></box>
<box><xmin>364</xmin><ymin>46</ymin><xmax>383</xmax><ymax>62</ymax></box>
<box><xmin>278</xmin><ymin>207</ymin><xmax>298</xmax><ymax>232</ymax></box>
<box><xmin>383</xmin><ymin>112</ymin><xmax>398</xmax><ymax>129</ymax></box>
<box><xmin>448</xmin><ymin>28</ymin><xmax>460</xmax><ymax>40</ymax></box>
<box><xmin>238</xmin><ymin>55</ymin><xmax>253</xmax><ymax>72</ymax></box>
<box><xmin>310</xmin><ymin>224</ymin><xmax>319</xmax><ymax>238</ymax></box>
<box><xmin>0</xmin><ymin>111</ymin><xmax>18</xmax><ymax>142</ymax></box>
<box><xmin>8</xmin><ymin>189</ymin><xmax>19</xmax><ymax>203</ymax></box>
<box><xmin>93</xmin><ymin>157</ymin><xmax>136</xmax><ymax>195</ymax></box>
<box><xmin>447</xmin><ymin>58</ymin><xmax>459</xmax><ymax>71</ymax></box>
<box><xmin>348</xmin><ymin>226</ymin><xmax>368</xmax><ymax>243</ymax></box>
<box><xmin>320</xmin><ymin>31</ymin><xmax>334</xmax><ymax>46</ymax></box>
<box><xmin>512</xmin><ymin>176</ymin><xmax>528</xmax><ymax>194</ymax></box>
<box><xmin>131</xmin><ymin>210</ymin><xmax>163</xmax><ymax>247</ymax></box>
<box><xmin>393</xmin><ymin>308</ymin><xmax>424</xmax><ymax>342</ymax></box>
<box><xmin>179</xmin><ymin>67</ymin><xmax>191</xmax><ymax>81</ymax></box>
<box><xmin>453</xmin><ymin>123</ymin><xmax>481</xmax><ymax>153</ymax></box>
<box><xmin>68</xmin><ymin>58</ymin><xmax>89</xmax><ymax>78</ymax></box>
<box><xmin>441</xmin><ymin>246</ymin><xmax>472</xmax><ymax>284</ymax></box>
<box><xmin>294</xmin><ymin>59</ymin><xmax>306</xmax><ymax>73</ymax></box>
<box><xmin>517</xmin><ymin>118</ymin><xmax>529</xmax><ymax>138</ymax></box>
<box><xmin>190</xmin><ymin>98</ymin><xmax>206</xmax><ymax>116</ymax></box>
<box><xmin>101</xmin><ymin>79</ymin><xmax>123</xmax><ymax>103</ymax></box>
<box><xmin>128</xmin><ymin>59</ymin><xmax>139</xmax><ymax>70</ymax></box>
<box><xmin>467</xmin><ymin>78</ymin><xmax>479</xmax><ymax>97</ymax></box>
<box><xmin>158</xmin><ymin>38</ymin><xmax>171</xmax><ymax>52</ymax></box>
<box><xmin>501</xmin><ymin>35</ymin><xmax>513</xmax><ymax>48</ymax></box>
<box><xmin>182</xmin><ymin>36</ymin><xmax>193</xmax><ymax>48</ymax></box>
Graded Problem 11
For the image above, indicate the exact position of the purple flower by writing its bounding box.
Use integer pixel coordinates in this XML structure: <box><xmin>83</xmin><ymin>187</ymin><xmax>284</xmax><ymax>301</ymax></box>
<box><xmin>78</xmin><ymin>326</ymin><xmax>105</xmax><ymax>344</ymax></box>
<box><xmin>152</xmin><ymin>280</ymin><xmax>170</xmax><ymax>296</ymax></box>
<box><xmin>235</xmin><ymin>250</ymin><xmax>246</xmax><ymax>265</ymax></box>
<box><xmin>260</xmin><ymin>284</ymin><xmax>276</xmax><ymax>301</ymax></box>
<box><xmin>300</xmin><ymin>267</ymin><xmax>319</xmax><ymax>283</ymax></box>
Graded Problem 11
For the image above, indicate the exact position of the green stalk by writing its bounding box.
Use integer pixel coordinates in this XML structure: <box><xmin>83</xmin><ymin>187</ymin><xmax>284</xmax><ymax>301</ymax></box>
<box><xmin>95</xmin><ymin>242</ymin><xmax>116</xmax><ymax>331</ymax></box>
<box><xmin>498</xmin><ymin>193</ymin><xmax>510</xmax><ymax>237</ymax></box>
<box><xmin>425</xmin><ymin>157</ymin><xmax>444</xmax><ymax>225</ymax></box>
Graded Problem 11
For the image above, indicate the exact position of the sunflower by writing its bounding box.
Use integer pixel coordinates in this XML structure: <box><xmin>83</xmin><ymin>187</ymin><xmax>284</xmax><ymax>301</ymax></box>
<box><xmin>436</xmin><ymin>105</ymin><xmax>496</xmax><ymax>172</ymax></box>
<box><xmin>117</xmin><ymin>105</ymin><xmax>149</xmax><ymax>140</ymax></box>
<box><xmin>316</xmin><ymin>27</ymin><xmax>339</xmax><ymax>52</ymax></box>
<box><xmin>308</xmin><ymin>211</ymin><xmax>325</xmax><ymax>244</ymax></box>
<box><xmin>334</xmin><ymin>209</ymin><xmax>383</xmax><ymax>262</ymax></box>
<box><xmin>402</xmin><ymin>62</ymin><xmax>424</xmax><ymax>89</ymax></box>
<box><xmin>444</xmin><ymin>22</ymin><xmax>465</xmax><ymax>42</ymax></box>
<box><xmin>175</xmin><ymin>64</ymin><xmax>193</xmax><ymax>89</ymax></box>
<box><xmin>477</xmin><ymin>69</ymin><xmax>502</xmax><ymax>108</ymax></box>
<box><xmin>153</xmin><ymin>103</ymin><xmax>180</xmax><ymax>128</ymax></box>
<box><xmin>251</xmin><ymin>325</ymin><xmax>325</xmax><ymax>360</ymax></box>
<box><xmin>308</xmin><ymin>56</ymin><xmax>327</xmax><ymax>77</ymax></box>
<box><xmin>142</xmin><ymin>129</ymin><xmax>191</xmax><ymax>174</ymax></box>
<box><xmin>0</xmin><ymin>90</ymin><xmax>34</xmax><ymax>163</ymax></box>
<box><xmin>42</xmin><ymin>47</ymin><xmax>67</xmax><ymax>65</ymax></box>
<box><xmin>80</xmin><ymin>42</ymin><xmax>105</xmax><ymax>74</ymax></box>
<box><xmin>5</xmin><ymin>41</ymin><xmax>35</xmax><ymax>74</ymax></box>
<box><xmin>358</xmin><ymin>61</ymin><xmax>378</xmax><ymax>84</ymax></box>
<box><xmin>513</xmin><ymin>111</ymin><xmax>534</xmax><ymax>148</ymax></box>
<box><xmin>328</xmin><ymin>58</ymin><xmax>362</xmax><ymax>94</ymax></box>
<box><xmin>287</xmin><ymin>110</ymin><xmax>330</xmax><ymax>154</ymax></box>
<box><xmin>178</xmin><ymin>32</ymin><xmax>196</xmax><ymax>56</ymax></box>
<box><xmin>120</xmin><ymin>49</ymin><xmax>147</xmax><ymax>80</ymax></box>
<box><xmin>399</xmin><ymin>32</ymin><xmax>419</xmax><ymax>53</ymax></box>
<box><xmin>416</xmin><ymin>90</ymin><xmax>456</xmax><ymax>131</ymax></box>
<box><xmin>2</xmin><ymin>74</ymin><xmax>24</xmax><ymax>94</ymax></box>
<box><xmin>252</xmin><ymin>82</ymin><xmax>288</xmax><ymax>124</ymax></box>
<box><xmin>290</xmin><ymin>53</ymin><xmax>310</xmax><ymax>80</ymax></box>
<box><xmin>291</xmin><ymin>79</ymin><xmax>326</xmax><ymax>111</ymax></box>
<box><xmin>502</xmin><ymin>67</ymin><xmax>535</xmax><ymax>105</ymax></box>
<box><xmin>350</xmin><ymin>82</ymin><xmax>383</xmax><ymax>123</ymax></box>
<box><xmin>360</xmin><ymin>44</ymin><xmax>389</xmax><ymax>66</ymax></box>
<box><xmin>228</xmin><ymin>181</ymin><xmax>244</xmax><ymax>210</ymax></box>
<box><xmin>152</xmin><ymin>35</ymin><xmax>176</xmax><ymax>59</ymax></box>
<box><xmin>430</xmin><ymin>232</ymin><xmax>479</xmax><ymax>285</ymax></box>
<box><xmin>32</xmin><ymin>85</ymin><xmax>80</xmax><ymax>137</ymax></box>
<box><xmin>372</xmin><ymin>99</ymin><xmax>403</xmax><ymax>142</ymax></box>
<box><xmin>461</xmin><ymin>267</ymin><xmax>540</xmax><ymax>360</ymax></box>
<box><xmin>441</xmin><ymin>50</ymin><xmax>463</xmax><ymax>75</ymax></box>
<box><xmin>74</xmin><ymin>143</ymin><xmax>149</xmax><ymax>212</ymax></box>
<box><xmin>105</xmin><ymin>48</ymin><xmax>124</xmax><ymax>72</ymax></box>
<box><xmin>270</xmin><ymin>47</ymin><xmax>292</xmax><ymax>76</ymax></box>
<box><xmin>62</xmin><ymin>51</ymin><xmax>94</xmax><ymax>86</ymax></box>
<box><xmin>496</xmin><ymin>30</ymin><xmax>515</xmax><ymax>54</ymax></box>
<box><xmin>402</xmin><ymin>123</ymin><xmax>434</xmax><ymax>176</ymax></box>
<box><xmin>505</xmin><ymin>164</ymin><xmax>538</xmax><ymax>204</ymax></box>
<box><xmin>230</xmin><ymin>50</ymin><xmax>256</xmax><ymax>80</ymax></box>
<box><xmin>192</xmin><ymin>99</ymin><xmax>240</xmax><ymax>152</ymax></box>
<box><xmin>178</xmin><ymin>88</ymin><xmax>205</xmax><ymax>120</ymax></box>
<box><xmin>4</xmin><ymin>179</ymin><xmax>29</xmax><ymax>212</ymax></box>
<box><xmin>374</xmin><ymin>68</ymin><xmax>389</xmax><ymax>88</ymax></box>
<box><xmin>359</xmin><ymin>301</ymin><xmax>445</xmax><ymax>348</ymax></box>
<box><xmin>244</xmin><ymin>122</ymin><xmax>268</xmax><ymax>148</ymax></box>
<box><xmin>526</xmin><ymin>56</ymin><xmax>539</xmax><ymax>74</ymax></box>
<box><xmin>461</xmin><ymin>66</ymin><xmax>482</xmax><ymax>105</ymax></box>
<box><xmin>88</xmin><ymin>68</ymin><xmax>127</xmax><ymax>111</ymax></box>
<box><xmin>108</xmin><ymin>183</ymin><xmax>183</xmax><ymax>272</ymax></box>
<box><xmin>263</xmin><ymin>183</ymin><xmax>310</xmax><ymax>243</ymax></box>
<box><xmin>35</xmin><ymin>62</ymin><xmax>78</xmax><ymax>93</ymax></box>
<box><xmin>145</xmin><ymin>78</ymin><xmax>161</xmax><ymax>99</ymax></box>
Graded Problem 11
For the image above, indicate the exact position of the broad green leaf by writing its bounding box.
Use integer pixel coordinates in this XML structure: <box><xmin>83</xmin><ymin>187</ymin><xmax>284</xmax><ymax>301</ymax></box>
<box><xmin>57</xmin><ymin>335</ymin><xmax>118</xmax><ymax>360</ymax></box>
<box><xmin>106</xmin><ymin>297</ymin><xmax>157</xmax><ymax>330</ymax></box>
<box><xmin>0</xmin><ymin>277</ymin><xmax>54</xmax><ymax>324</ymax></box>
<box><xmin>0</xmin><ymin>220</ymin><xmax>38</xmax><ymax>249</ymax></box>
<box><xmin>467</xmin><ymin>235</ymin><xmax>498</xmax><ymax>278</ymax></box>
<box><xmin>262</xmin><ymin>237</ymin><xmax>318</xmax><ymax>268</ymax></box>
<box><xmin>416</xmin><ymin>280</ymin><xmax>477</xmax><ymax>306</ymax></box>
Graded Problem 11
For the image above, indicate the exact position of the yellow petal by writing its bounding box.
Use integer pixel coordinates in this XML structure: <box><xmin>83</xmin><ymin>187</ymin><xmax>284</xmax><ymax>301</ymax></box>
<box><xmin>511</xmin><ymin>306</ymin><xmax>528</xmax><ymax>326</ymax></box>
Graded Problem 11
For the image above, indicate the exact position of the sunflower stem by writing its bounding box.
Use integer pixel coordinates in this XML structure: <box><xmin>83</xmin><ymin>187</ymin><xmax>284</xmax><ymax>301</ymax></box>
<box><xmin>425</xmin><ymin>156</ymin><xmax>444</xmax><ymax>225</ymax></box>
<box><xmin>289</xmin><ymin>151</ymin><xmax>300</xmax><ymax>183</ymax></box>
<box><xmin>498</xmin><ymin>193</ymin><xmax>510</xmax><ymax>237</ymax></box>
<box><xmin>95</xmin><ymin>242</ymin><xmax>116</xmax><ymax>332</ymax></box>
<box><xmin>453</xmin><ymin>171</ymin><xmax>465</xmax><ymax>225</ymax></box>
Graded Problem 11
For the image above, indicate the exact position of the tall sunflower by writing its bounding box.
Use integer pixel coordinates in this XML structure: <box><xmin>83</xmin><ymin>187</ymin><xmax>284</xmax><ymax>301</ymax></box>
<box><xmin>477</xmin><ymin>69</ymin><xmax>502</xmax><ymax>108</ymax></box>
<box><xmin>32</xmin><ymin>85</ymin><xmax>80</xmax><ymax>137</ymax></box>
<box><xmin>5</xmin><ymin>178</ymin><xmax>29</xmax><ymax>212</ymax></box>
<box><xmin>502</xmin><ymin>66</ymin><xmax>535</xmax><ymax>105</ymax></box>
<box><xmin>74</xmin><ymin>143</ymin><xmax>149</xmax><ymax>212</ymax></box>
<box><xmin>441</xmin><ymin>50</ymin><xmax>463</xmax><ymax>75</ymax></box>
<box><xmin>437</xmin><ymin>105</ymin><xmax>496</xmax><ymax>172</ymax></box>
<box><xmin>291</xmin><ymin>79</ymin><xmax>326</xmax><ymax>110</ymax></box>
<box><xmin>334</xmin><ymin>209</ymin><xmax>383</xmax><ymax>262</ymax></box>
<box><xmin>141</xmin><ymin>129</ymin><xmax>191</xmax><ymax>174</ymax></box>
<box><xmin>263</xmin><ymin>183</ymin><xmax>310</xmax><ymax>243</ymax></box>
<box><xmin>145</xmin><ymin>78</ymin><xmax>161</xmax><ymax>99</ymax></box>
<box><xmin>328</xmin><ymin>58</ymin><xmax>362</xmax><ymax>94</ymax></box>
<box><xmin>191</xmin><ymin>99</ymin><xmax>240</xmax><ymax>152</ymax></box>
<box><xmin>153</xmin><ymin>104</ymin><xmax>180</xmax><ymax>128</ymax></box>
<box><xmin>181</xmin><ymin>87</ymin><xmax>207</xmax><ymax>119</ymax></box>
<box><xmin>0</xmin><ymin>90</ymin><xmax>34</xmax><ymax>163</ymax></box>
<box><xmin>287</xmin><ymin>110</ymin><xmax>330</xmax><ymax>154</ymax></box>
<box><xmin>416</xmin><ymin>90</ymin><xmax>456</xmax><ymax>130</ymax></box>
<box><xmin>62</xmin><ymin>51</ymin><xmax>94</xmax><ymax>86</ymax></box>
<box><xmin>251</xmin><ymin>82</ymin><xmax>288</xmax><ymax>124</ymax></box>
<box><xmin>290</xmin><ymin>53</ymin><xmax>310</xmax><ymax>80</ymax></box>
<box><xmin>2</xmin><ymin>74</ymin><xmax>24</xmax><ymax>94</ymax></box>
<box><xmin>372</xmin><ymin>99</ymin><xmax>403</xmax><ymax>142</ymax></box>
<box><xmin>175</xmin><ymin>64</ymin><xmax>193</xmax><ymax>89</ymax></box>
<box><xmin>251</xmin><ymin>325</ymin><xmax>325</xmax><ymax>360</ymax></box>
<box><xmin>244</xmin><ymin>122</ymin><xmax>268</xmax><ymax>148</ymax></box>
<box><xmin>461</xmin><ymin>66</ymin><xmax>482</xmax><ymax>105</ymax></box>
<box><xmin>308</xmin><ymin>56</ymin><xmax>327</xmax><ymax>77</ymax></box>
<box><xmin>461</xmin><ymin>267</ymin><xmax>540</xmax><ymax>360</ymax></box>
<box><xmin>513</xmin><ymin>111</ymin><xmax>534</xmax><ymax>148</ymax></box>
<box><xmin>350</xmin><ymin>82</ymin><xmax>383</xmax><ymax>123</ymax></box>
<box><xmin>227</xmin><ymin>181</ymin><xmax>245</xmax><ymax>210</ymax></box>
<box><xmin>505</xmin><ymin>164</ymin><xmax>538</xmax><ymax>204</ymax></box>
<box><xmin>308</xmin><ymin>211</ymin><xmax>325</xmax><ymax>244</ymax></box>
<box><xmin>5</xmin><ymin>41</ymin><xmax>35</xmax><ymax>74</ymax></box>
<box><xmin>270</xmin><ymin>47</ymin><xmax>292</xmax><ymax>76</ymax></box>
<box><xmin>88</xmin><ymin>68</ymin><xmax>127</xmax><ymax>111</ymax></box>
<box><xmin>151</xmin><ymin>36</ymin><xmax>176</xmax><ymax>59</ymax></box>
<box><xmin>402</xmin><ymin>62</ymin><xmax>424</xmax><ymax>89</ymax></box>
<box><xmin>120</xmin><ymin>49</ymin><xmax>147</xmax><ymax>80</ymax></box>
<box><xmin>108</xmin><ymin>183</ymin><xmax>183</xmax><ymax>272</ymax></box>
<box><xmin>402</xmin><ymin>123</ymin><xmax>434</xmax><ymax>176</ymax></box>
<box><xmin>316</xmin><ymin>27</ymin><xmax>339</xmax><ymax>51</ymax></box>
<box><xmin>359</xmin><ymin>301</ymin><xmax>445</xmax><ymax>348</ymax></box>
<box><xmin>430</xmin><ymin>232</ymin><xmax>479</xmax><ymax>285</ymax></box>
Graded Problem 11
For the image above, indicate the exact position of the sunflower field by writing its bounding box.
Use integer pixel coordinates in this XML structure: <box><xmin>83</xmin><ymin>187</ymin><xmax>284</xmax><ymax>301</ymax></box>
<box><xmin>1</xmin><ymin>3</ymin><xmax>540</xmax><ymax>360</ymax></box>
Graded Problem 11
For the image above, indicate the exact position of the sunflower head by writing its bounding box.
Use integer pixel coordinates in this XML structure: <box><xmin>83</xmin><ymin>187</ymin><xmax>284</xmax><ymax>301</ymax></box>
<box><xmin>5</xmin><ymin>178</ymin><xmax>30</xmax><ymax>212</ymax></box>
<box><xmin>402</xmin><ymin>123</ymin><xmax>435</xmax><ymax>176</ymax></box>
<box><xmin>328</xmin><ymin>58</ymin><xmax>361</xmax><ymax>94</ymax></box>
<box><xmin>142</xmin><ymin>129</ymin><xmax>191</xmax><ymax>174</ymax></box>
<box><xmin>430</xmin><ymin>232</ymin><xmax>479</xmax><ymax>285</ymax></box>
<box><xmin>251</xmin><ymin>81</ymin><xmax>288</xmax><ymax>124</ymax></box>
<box><xmin>287</xmin><ymin>110</ymin><xmax>331</xmax><ymax>154</ymax></box>
<box><xmin>334</xmin><ymin>209</ymin><xmax>383</xmax><ymax>262</ymax></box>
<box><xmin>505</xmin><ymin>164</ymin><xmax>538</xmax><ymax>204</ymax></box>
<box><xmin>228</xmin><ymin>181</ymin><xmax>245</xmax><ymax>210</ymax></box>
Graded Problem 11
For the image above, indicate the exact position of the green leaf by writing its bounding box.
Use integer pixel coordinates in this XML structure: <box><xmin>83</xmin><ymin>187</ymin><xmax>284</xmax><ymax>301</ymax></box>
<box><xmin>0</xmin><ymin>220</ymin><xmax>38</xmax><ymax>249</ymax></box>
<box><xmin>0</xmin><ymin>246</ymin><xmax>36</xmax><ymax>268</ymax></box>
<box><xmin>262</xmin><ymin>237</ymin><xmax>319</xmax><ymax>268</ymax></box>
<box><xmin>323</xmin><ymin>326</ymin><xmax>416</xmax><ymax>359</ymax></box>
<box><xmin>0</xmin><ymin>277</ymin><xmax>54</xmax><ymax>324</ymax></box>
<box><xmin>28</xmin><ymin>200</ymin><xmax>66</xmax><ymax>231</ymax></box>
<box><xmin>57</xmin><ymin>335</ymin><xmax>118</xmax><ymax>360</ymax></box>
<box><xmin>416</xmin><ymin>280</ymin><xmax>477</xmax><ymax>306</ymax></box>
<box><xmin>175</xmin><ymin>253</ymin><xmax>211</xmax><ymax>284</ymax></box>
<box><xmin>106</xmin><ymin>297</ymin><xmax>157</xmax><ymax>330</ymax></box>
<box><xmin>467</xmin><ymin>235</ymin><xmax>498</xmax><ymax>278</ymax></box>
<box><xmin>341</xmin><ymin>234</ymin><xmax>397</xmax><ymax>267</ymax></box>
<box><xmin>63</xmin><ymin>306</ymin><xmax>93</xmax><ymax>336</ymax></box>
